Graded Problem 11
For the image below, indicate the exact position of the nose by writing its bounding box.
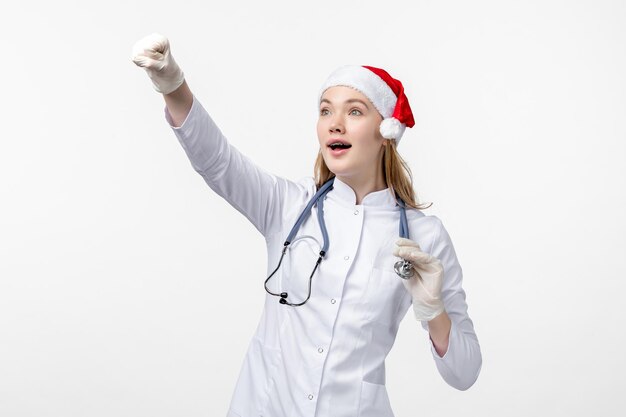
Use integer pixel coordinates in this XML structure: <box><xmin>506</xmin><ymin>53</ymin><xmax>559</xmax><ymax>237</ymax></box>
<box><xmin>329</xmin><ymin>115</ymin><xmax>345</xmax><ymax>134</ymax></box>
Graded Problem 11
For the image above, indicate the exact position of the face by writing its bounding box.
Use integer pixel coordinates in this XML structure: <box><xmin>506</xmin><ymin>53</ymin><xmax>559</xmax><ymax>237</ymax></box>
<box><xmin>317</xmin><ymin>86</ymin><xmax>386</xmax><ymax>180</ymax></box>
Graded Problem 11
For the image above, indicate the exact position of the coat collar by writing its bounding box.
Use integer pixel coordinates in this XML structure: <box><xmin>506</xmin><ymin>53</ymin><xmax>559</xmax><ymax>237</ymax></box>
<box><xmin>327</xmin><ymin>176</ymin><xmax>398</xmax><ymax>208</ymax></box>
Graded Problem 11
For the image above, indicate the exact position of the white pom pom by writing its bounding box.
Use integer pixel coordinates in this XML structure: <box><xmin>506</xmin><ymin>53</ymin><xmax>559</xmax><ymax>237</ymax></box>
<box><xmin>380</xmin><ymin>117</ymin><xmax>406</xmax><ymax>140</ymax></box>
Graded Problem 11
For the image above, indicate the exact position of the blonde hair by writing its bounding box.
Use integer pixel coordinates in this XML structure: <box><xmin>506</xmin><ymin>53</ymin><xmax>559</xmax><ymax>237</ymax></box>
<box><xmin>314</xmin><ymin>140</ymin><xmax>433</xmax><ymax>210</ymax></box>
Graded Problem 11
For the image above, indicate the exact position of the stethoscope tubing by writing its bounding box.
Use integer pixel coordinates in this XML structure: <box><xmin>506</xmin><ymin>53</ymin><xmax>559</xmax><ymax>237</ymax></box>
<box><xmin>265</xmin><ymin>176</ymin><xmax>414</xmax><ymax>306</ymax></box>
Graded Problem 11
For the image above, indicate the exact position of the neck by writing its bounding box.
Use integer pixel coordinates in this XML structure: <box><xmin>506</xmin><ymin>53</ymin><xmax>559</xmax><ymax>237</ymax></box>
<box><xmin>336</xmin><ymin>171</ymin><xmax>387</xmax><ymax>205</ymax></box>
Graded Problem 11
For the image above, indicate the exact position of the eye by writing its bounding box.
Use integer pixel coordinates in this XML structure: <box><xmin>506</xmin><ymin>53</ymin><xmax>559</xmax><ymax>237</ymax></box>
<box><xmin>349</xmin><ymin>108</ymin><xmax>362</xmax><ymax>116</ymax></box>
<box><xmin>320</xmin><ymin>108</ymin><xmax>330</xmax><ymax>116</ymax></box>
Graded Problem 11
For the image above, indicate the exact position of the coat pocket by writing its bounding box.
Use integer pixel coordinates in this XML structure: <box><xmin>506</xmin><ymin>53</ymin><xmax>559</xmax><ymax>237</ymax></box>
<box><xmin>358</xmin><ymin>380</ymin><xmax>395</xmax><ymax>417</ymax></box>
<box><xmin>229</xmin><ymin>337</ymin><xmax>282</xmax><ymax>416</ymax></box>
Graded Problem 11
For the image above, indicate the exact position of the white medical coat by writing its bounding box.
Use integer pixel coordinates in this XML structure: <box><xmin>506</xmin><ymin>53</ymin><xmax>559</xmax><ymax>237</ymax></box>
<box><xmin>165</xmin><ymin>96</ymin><xmax>482</xmax><ymax>417</ymax></box>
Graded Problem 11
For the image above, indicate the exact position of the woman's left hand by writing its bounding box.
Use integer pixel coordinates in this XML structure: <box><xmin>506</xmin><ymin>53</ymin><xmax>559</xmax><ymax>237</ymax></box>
<box><xmin>393</xmin><ymin>237</ymin><xmax>446</xmax><ymax>322</ymax></box>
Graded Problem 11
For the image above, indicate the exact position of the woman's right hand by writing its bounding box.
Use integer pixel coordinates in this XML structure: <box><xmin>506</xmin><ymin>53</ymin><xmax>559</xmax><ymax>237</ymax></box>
<box><xmin>131</xmin><ymin>33</ymin><xmax>185</xmax><ymax>95</ymax></box>
<box><xmin>393</xmin><ymin>237</ymin><xmax>446</xmax><ymax>322</ymax></box>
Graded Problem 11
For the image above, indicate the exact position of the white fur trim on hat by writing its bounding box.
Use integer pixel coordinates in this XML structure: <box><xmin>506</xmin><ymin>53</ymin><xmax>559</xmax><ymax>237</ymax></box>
<box><xmin>318</xmin><ymin>65</ymin><xmax>397</xmax><ymax>119</ymax></box>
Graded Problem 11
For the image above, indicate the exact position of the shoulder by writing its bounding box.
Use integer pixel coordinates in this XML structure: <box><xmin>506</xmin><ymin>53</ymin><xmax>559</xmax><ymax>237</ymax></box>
<box><xmin>406</xmin><ymin>210</ymin><xmax>445</xmax><ymax>254</ymax></box>
<box><xmin>291</xmin><ymin>176</ymin><xmax>317</xmax><ymax>205</ymax></box>
<box><xmin>273</xmin><ymin>175</ymin><xmax>315</xmax><ymax>201</ymax></box>
<box><xmin>298</xmin><ymin>176</ymin><xmax>317</xmax><ymax>195</ymax></box>
<box><xmin>277</xmin><ymin>176</ymin><xmax>317</xmax><ymax>220</ymax></box>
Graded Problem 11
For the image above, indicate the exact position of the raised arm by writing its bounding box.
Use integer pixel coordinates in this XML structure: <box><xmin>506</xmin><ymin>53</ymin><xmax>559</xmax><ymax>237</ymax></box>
<box><xmin>131</xmin><ymin>33</ymin><xmax>309</xmax><ymax>237</ymax></box>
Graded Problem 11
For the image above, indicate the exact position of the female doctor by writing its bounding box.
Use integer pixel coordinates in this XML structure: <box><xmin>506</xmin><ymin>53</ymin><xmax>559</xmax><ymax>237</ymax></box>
<box><xmin>132</xmin><ymin>33</ymin><xmax>482</xmax><ymax>417</ymax></box>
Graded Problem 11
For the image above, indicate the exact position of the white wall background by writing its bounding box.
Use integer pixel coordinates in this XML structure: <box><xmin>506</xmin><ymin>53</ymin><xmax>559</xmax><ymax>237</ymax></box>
<box><xmin>1</xmin><ymin>0</ymin><xmax>624</xmax><ymax>415</ymax></box>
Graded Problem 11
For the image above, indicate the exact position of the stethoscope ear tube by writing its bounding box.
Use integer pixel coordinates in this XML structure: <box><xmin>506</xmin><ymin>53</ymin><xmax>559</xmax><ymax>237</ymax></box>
<box><xmin>265</xmin><ymin>177</ymin><xmax>332</xmax><ymax>307</ymax></box>
<box><xmin>394</xmin><ymin>195</ymin><xmax>414</xmax><ymax>279</ymax></box>
<box><xmin>396</xmin><ymin>195</ymin><xmax>409</xmax><ymax>240</ymax></box>
<box><xmin>284</xmin><ymin>178</ymin><xmax>334</xmax><ymax>252</ymax></box>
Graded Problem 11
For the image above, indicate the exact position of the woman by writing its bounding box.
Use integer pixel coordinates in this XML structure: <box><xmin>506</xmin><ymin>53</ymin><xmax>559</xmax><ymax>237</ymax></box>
<box><xmin>132</xmin><ymin>33</ymin><xmax>482</xmax><ymax>417</ymax></box>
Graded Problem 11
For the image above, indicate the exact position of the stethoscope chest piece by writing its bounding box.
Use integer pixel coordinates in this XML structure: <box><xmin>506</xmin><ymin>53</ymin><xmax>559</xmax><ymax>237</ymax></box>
<box><xmin>394</xmin><ymin>259</ymin><xmax>414</xmax><ymax>280</ymax></box>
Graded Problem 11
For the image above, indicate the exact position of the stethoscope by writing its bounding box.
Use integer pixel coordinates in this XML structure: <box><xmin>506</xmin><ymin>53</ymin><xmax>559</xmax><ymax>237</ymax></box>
<box><xmin>264</xmin><ymin>176</ymin><xmax>414</xmax><ymax>307</ymax></box>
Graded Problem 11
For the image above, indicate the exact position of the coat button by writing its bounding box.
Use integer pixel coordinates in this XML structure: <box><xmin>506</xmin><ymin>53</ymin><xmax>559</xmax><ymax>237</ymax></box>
<box><xmin>330</xmin><ymin>299</ymin><xmax>336</xmax><ymax>304</ymax></box>
<box><xmin>344</xmin><ymin>255</ymin><xmax>349</xmax><ymax>260</ymax></box>
<box><xmin>354</xmin><ymin>209</ymin><xmax>359</xmax><ymax>215</ymax></box>
<box><xmin>308</xmin><ymin>394</ymin><xmax>314</xmax><ymax>400</ymax></box>
<box><xmin>318</xmin><ymin>347</ymin><xmax>324</xmax><ymax>353</ymax></box>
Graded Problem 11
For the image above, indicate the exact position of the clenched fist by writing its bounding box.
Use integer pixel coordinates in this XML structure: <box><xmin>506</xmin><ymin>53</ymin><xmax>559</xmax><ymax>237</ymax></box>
<box><xmin>393</xmin><ymin>237</ymin><xmax>445</xmax><ymax>322</ymax></box>
<box><xmin>131</xmin><ymin>33</ymin><xmax>185</xmax><ymax>95</ymax></box>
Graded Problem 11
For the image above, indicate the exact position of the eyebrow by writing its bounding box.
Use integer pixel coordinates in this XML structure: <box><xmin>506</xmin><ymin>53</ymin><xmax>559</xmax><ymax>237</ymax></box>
<box><xmin>320</xmin><ymin>98</ymin><xmax>370</xmax><ymax>109</ymax></box>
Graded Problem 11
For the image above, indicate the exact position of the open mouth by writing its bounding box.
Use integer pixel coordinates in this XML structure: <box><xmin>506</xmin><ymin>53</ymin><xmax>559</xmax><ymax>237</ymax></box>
<box><xmin>328</xmin><ymin>143</ymin><xmax>352</xmax><ymax>150</ymax></box>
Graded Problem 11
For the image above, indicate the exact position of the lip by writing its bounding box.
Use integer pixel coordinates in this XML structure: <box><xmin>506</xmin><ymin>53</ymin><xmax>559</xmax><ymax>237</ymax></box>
<box><xmin>329</xmin><ymin>147</ymin><xmax>351</xmax><ymax>157</ymax></box>
<box><xmin>326</xmin><ymin>138</ymin><xmax>352</xmax><ymax>147</ymax></box>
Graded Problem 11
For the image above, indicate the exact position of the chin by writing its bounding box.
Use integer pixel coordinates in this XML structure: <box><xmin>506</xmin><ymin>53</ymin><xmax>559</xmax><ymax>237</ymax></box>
<box><xmin>328</xmin><ymin>167</ymin><xmax>356</xmax><ymax>179</ymax></box>
<box><xmin>325</xmin><ymin>162</ymin><xmax>347</xmax><ymax>175</ymax></box>
<box><xmin>323</xmin><ymin>155</ymin><xmax>357</xmax><ymax>178</ymax></box>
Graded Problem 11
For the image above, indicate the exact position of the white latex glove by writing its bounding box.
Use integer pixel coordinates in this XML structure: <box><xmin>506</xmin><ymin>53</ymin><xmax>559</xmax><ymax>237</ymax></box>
<box><xmin>131</xmin><ymin>33</ymin><xmax>185</xmax><ymax>95</ymax></box>
<box><xmin>393</xmin><ymin>237</ymin><xmax>445</xmax><ymax>322</ymax></box>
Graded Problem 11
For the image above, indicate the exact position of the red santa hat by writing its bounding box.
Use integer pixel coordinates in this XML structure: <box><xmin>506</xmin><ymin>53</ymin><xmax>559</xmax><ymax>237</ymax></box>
<box><xmin>318</xmin><ymin>65</ymin><xmax>415</xmax><ymax>144</ymax></box>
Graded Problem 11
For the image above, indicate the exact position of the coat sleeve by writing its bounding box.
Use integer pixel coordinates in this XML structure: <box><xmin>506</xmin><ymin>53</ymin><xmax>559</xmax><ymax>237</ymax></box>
<box><xmin>420</xmin><ymin>216</ymin><xmax>482</xmax><ymax>390</ymax></box>
<box><xmin>165</xmin><ymin>95</ymin><xmax>306</xmax><ymax>238</ymax></box>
